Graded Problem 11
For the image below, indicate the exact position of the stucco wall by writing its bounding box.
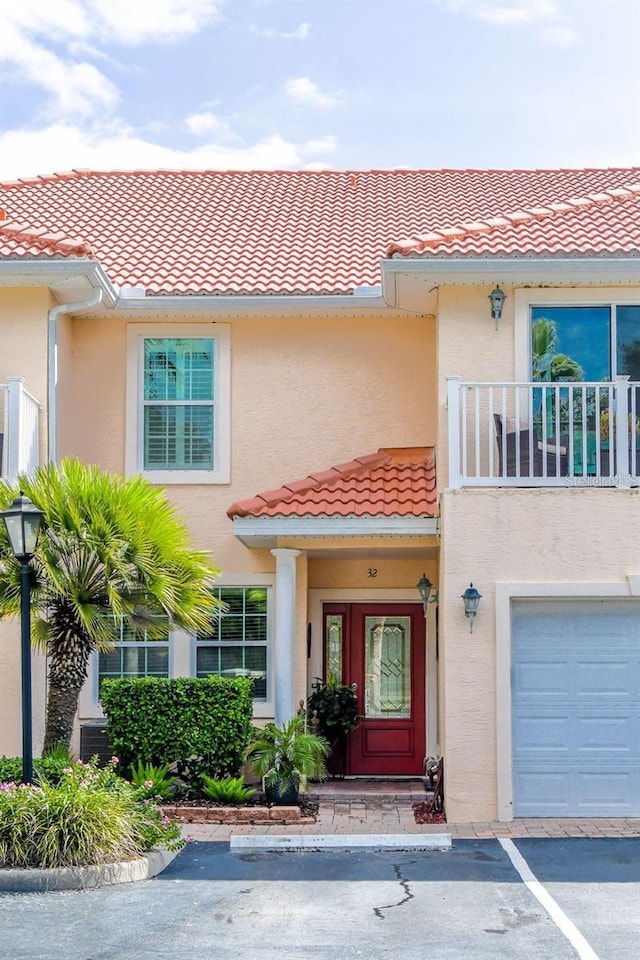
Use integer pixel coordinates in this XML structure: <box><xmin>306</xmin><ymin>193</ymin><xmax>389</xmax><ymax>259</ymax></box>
<box><xmin>0</xmin><ymin>287</ymin><xmax>52</xmax><ymax>757</ymax></box>
<box><xmin>57</xmin><ymin>309</ymin><xmax>438</xmax><ymax>729</ymax></box>
<box><xmin>437</xmin><ymin>284</ymin><xmax>517</xmax><ymax>489</ymax></box>
<box><xmin>439</xmin><ymin>486</ymin><xmax>640</xmax><ymax>822</ymax></box>
<box><xmin>61</xmin><ymin>310</ymin><xmax>437</xmax><ymax>573</ymax></box>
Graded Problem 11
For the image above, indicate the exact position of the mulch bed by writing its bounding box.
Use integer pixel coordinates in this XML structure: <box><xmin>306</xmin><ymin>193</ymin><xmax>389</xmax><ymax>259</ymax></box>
<box><xmin>412</xmin><ymin>802</ymin><xmax>447</xmax><ymax>825</ymax></box>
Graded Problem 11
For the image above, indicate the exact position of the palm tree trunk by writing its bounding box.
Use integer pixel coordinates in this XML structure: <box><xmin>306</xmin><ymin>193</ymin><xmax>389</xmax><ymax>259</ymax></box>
<box><xmin>43</xmin><ymin>678</ymin><xmax>84</xmax><ymax>753</ymax></box>
<box><xmin>43</xmin><ymin>625</ymin><xmax>92</xmax><ymax>754</ymax></box>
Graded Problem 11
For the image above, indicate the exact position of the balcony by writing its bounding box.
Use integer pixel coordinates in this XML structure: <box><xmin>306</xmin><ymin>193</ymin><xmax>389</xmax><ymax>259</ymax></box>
<box><xmin>447</xmin><ymin>377</ymin><xmax>639</xmax><ymax>489</ymax></box>
<box><xmin>0</xmin><ymin>378</ymin><xmax>42</xmax><ymax>480</ymax></box>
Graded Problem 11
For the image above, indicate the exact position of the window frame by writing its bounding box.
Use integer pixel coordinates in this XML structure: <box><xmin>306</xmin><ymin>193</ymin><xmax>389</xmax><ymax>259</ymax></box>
<box><xmin>126</xmin><ymin>323</ymin><xmax>231</xmax><ymax>484</ymax></box>
<box><xmin>514</xmin><ymin>289</ymin><xmax>640</xmax><ymax>383</ymax></box>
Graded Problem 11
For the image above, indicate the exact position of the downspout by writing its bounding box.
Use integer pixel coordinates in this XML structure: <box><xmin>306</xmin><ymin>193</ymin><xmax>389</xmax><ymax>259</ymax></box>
<box><xmin>47</xmin><ymin>290</ymin><xmax>103</xmax><ymax>462</ymax></box>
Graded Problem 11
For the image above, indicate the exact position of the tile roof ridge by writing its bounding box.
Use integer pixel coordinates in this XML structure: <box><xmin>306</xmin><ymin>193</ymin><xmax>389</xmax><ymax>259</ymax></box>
<box><xmin>2</xmin><ymin>166</ymin><xmax>639</xmax><ymax>192</ymax></box>
<box><xmin>0</xmin><ymin>218</ymin><xmax>94</xmax><ymax>257</ymax></box>
<box><xmin>387</xmin><ymin>181</ymin><xmax>640</xmax><ymax>256</ymax></box>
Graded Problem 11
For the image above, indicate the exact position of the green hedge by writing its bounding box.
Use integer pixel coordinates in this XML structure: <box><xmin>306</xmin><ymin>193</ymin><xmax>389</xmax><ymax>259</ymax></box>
<box><xmin>0</xmin><ymin>755</ymin><xmax>71</xmax><ymax>786</ymax></box>
<box><xmin>100</xmin><ymin>676</ymin><xmax>254</xmax><ymax>783</ymax></box>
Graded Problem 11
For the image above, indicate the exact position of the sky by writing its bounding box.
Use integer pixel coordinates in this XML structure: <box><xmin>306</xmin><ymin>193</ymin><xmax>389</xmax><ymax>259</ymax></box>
<box><xmin>0</xmin><ymin>0</ymin><xmax>639</xmax><ymax>180</ymax></box>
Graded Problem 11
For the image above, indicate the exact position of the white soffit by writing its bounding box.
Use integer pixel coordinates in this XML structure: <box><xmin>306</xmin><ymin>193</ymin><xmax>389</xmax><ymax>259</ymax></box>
<box><xmin>232</xmin><ymin>516</ymin><xmax>439</xmax><ymax>548</ymax></box>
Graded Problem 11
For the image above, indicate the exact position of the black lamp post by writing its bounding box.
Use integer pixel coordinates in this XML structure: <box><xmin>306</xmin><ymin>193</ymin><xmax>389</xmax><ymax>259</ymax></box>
<box><xmin>0</xmin><ymin>492</ymin><xmax>44</xmax><ymax>784</ymax></box>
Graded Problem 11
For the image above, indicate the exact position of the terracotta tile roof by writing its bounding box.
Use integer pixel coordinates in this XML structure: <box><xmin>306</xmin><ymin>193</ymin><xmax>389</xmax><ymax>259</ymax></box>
<box><xmin>0</xmin><ymin>217</ymin><xmax>93</xmax><ymax>258</ymax></box>
<box><xmin>227</xmin><ymin>447</ymin><xmax>437</xmax><ymax>519</ymax></box>
<box><xmin>0</xmin><ymin>168</ymin><xmax>638</xmax><ymax>294</ymax></box>
<box><xmin>387</xmin><ymin>182</ymin><xmax>640</xmax><ymax>257</ymax></box>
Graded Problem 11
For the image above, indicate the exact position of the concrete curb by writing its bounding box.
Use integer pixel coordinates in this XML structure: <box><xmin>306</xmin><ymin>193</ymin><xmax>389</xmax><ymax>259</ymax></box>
<box><xmin>230</xmin><ymin>833</ymin><xmax>452</xmax><ymax>853</ymax></box>
<box><xmin>0</xmin><ymin>847</ymin><xmax>179</xmax><ymax>892</ymax></box>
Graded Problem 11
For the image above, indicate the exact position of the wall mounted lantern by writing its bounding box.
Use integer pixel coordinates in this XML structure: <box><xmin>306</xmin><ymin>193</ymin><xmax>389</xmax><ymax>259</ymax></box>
<box><xmin>0</xmin><ymin>492</ymin><xmax>44</xmax><ymax>784</ymax></box>
<box><xmin>417</xmin><ymin>573</ymin><xmax>438</xmax><ymax>616</ymax></box>
<box><xmin>488</xmin><ymin>285</ymin><xmax>506</xmax><ymax>329</ymax></box>
<box><xmin>461</xmin><ymin>583</ymin><xmax>482</xmax><ymax>633</ymax></box>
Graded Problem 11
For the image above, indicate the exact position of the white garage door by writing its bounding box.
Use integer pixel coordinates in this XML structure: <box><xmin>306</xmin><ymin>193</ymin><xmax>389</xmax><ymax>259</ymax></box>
<box><xmin>512</xmin><ymin>599</ymin><xmax>640</xmax><ymax>817</ymax></box>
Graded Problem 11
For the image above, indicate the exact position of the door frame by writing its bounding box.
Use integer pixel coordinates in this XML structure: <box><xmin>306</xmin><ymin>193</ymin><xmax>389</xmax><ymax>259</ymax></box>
<box><xmin>308</xmin><ymin>589</ymin><xmax>438</xmax><ymax>760</ymax></box>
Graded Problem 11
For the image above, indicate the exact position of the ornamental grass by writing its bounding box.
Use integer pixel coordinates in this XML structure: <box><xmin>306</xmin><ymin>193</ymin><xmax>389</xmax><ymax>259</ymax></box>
<box><xmin>0</xmin><ymin>758</ymin><xmax>182</xmax><ymax>870</ymax></box>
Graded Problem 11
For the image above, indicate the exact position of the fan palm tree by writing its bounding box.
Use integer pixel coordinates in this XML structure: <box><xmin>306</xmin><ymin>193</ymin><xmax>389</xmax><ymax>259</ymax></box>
<box><xmin>0</xmin><ymin>459</ymin><xmax>221</xmax><ymax>753</ymax></box>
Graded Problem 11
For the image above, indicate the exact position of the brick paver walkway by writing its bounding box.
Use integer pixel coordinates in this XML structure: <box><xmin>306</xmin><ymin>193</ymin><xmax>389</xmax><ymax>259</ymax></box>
<box><xmin>183</xmin><ymin>779</ymin><xmax>640</xmax><ymax>842</ymax></box>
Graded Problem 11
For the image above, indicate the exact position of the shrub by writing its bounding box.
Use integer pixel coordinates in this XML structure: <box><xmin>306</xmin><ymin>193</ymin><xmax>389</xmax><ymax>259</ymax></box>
<box><xmin>0</xmin><ymin>752</ymin><xmax>76</xmax><ymax>787</ymax></box>
<box><xmin>129</xmin><ymin>761</ymin><xmax>178</xmax><ymax>801</ymax></box>
<box><xmin>307</xmin><ymin>676</ymin><xmax>360</xmax><ymax>739</ymax></box>
<box><xmin>201</xmin><ymin>775</ymin><xmax>255</xmax><ymax>804</ymax></box>
<box><xmin>0</xmin><ymin>759</ymin><xmax>182</xmax><ymax>869</ymax></box>
<box><xmin>245</xmin><ymin>717</ymin><xmax>329</xmax><ymax>793</ymax></box>
<box><xmin>101</xmin><ymin>676</ymin><xmax>254</xmax><ymax>784</ymax></box>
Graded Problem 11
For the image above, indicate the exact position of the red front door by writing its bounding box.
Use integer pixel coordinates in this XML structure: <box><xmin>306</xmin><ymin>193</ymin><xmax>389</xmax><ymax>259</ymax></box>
<box><xmin>324</xmin><ymin>603</ymin><xmax>426</xmax><ymax>776</ymax></box>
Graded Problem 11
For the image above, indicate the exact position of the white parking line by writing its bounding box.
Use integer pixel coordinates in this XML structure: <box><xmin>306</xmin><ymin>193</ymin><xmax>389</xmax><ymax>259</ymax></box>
<box><xmin>499</xmin><ymin>838</ymin><xmax>601</xmax><ymax>960</ymax></box>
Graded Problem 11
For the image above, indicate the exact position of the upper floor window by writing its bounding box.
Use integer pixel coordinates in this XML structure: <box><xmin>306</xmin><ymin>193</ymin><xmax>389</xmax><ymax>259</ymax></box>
<box><xmin>126</xmin><ymin>323</ymin><xmax>230</xmax><ymax>484</ymax></box>
<box><xmin>531</xmin><ymin>304</ymin><xmax>640</xmax><ymax>382</ymax></box>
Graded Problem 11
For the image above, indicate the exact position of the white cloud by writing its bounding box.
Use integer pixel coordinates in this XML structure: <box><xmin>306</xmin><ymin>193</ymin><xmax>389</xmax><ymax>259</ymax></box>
<box><xmin>0</xmin><ymin>123</ymin><xmax>340</xmax><ymax>180</ymax></box>
<box><xmin>444</xmin><ymin>0</ymin><xmax>577</xmax><ymax>43</ymax></box>
<box><xmin>300</xmin><ymin>136</ymin><xmax>338</xmax><ymax>155</ymax></box>
<box><xmin>445</xmin><ymin>0</ymin><xmax>556</xmax><ymax>24</ymax></box>
<box><xmin>1</xmin><ymin>13</ymin><xmax>118</xmax><ymax>117</ymax></box>
<box><xmin>184</xmin><ymin>111</ymin><xmax>239</xmax><ymax>142</ymax></box>
<box><xmin>249</xmin><ymin>22</ymin><xmax>310</xmax><ymax>40</ymax></box>
<box><xmin>542</xmin><ymin>25</ymin><xmax>578</xmax><ymax>47</ymax></box>
<box><xmin>285</xmin><ymin>77</ymin><xmax>342</xmax><ymax>109</ymax></box>
<box><xmin>0</xmin><ymin>0</ymin><xmax>223</xmax><ymax>118</ymax></box>
<box><xmin>88</xmin><ymin>0</ymin><xmax>223</xmax><ymax>45</ymax></box>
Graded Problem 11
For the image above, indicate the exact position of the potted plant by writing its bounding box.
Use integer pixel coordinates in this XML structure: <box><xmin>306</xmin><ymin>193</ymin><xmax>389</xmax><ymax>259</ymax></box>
<box><xmin>307</xmin><ymin>676</ymin><xmax>360</xmax><ymax>778</ymax></box>
<box><xmin>244</xmin><ymin>717</ymin><xmax>329</xmax><ymax>805</ymax></box>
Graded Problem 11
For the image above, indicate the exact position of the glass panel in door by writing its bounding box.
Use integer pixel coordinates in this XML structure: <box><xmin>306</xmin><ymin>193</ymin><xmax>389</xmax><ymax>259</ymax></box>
<box><xmin>364</xmin><ymin>616</ymin><xmax>411</xmax><ymax>719</ymax></box>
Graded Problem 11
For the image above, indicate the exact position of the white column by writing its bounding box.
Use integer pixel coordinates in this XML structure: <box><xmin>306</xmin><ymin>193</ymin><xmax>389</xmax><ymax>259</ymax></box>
<box><xmin>271</xmin><ymin>548</ymin><xmax>301</xmax><ymax>727</ymax></box>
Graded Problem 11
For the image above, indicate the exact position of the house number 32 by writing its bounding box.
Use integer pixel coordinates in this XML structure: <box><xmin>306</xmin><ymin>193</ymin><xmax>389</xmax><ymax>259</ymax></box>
<box><xmin>368</xmin><ymin>568</ymin><xmax>378</xmax><ymax>578</ymax></box>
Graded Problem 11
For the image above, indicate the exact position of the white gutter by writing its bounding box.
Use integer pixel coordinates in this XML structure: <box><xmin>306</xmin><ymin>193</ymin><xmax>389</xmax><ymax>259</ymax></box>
<box><xmin>113</xmin><ymin>293</ymin><xmax>389</xmax><ymax>315</ymax></box>
<box><xmin>48</xmin><ymin>289</ymin><xmax>103</xmax><ymax>461</ymax></box>
<box><xmin>382</xmin><ymin>256</ymin><xmax>640</xmax><ymax>287</ymax></box>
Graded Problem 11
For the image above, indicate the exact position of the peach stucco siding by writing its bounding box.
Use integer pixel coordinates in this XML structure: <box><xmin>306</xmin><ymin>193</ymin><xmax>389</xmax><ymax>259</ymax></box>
<box><xmin>61</xmin><ymin>309</ymin><xmax>439</xmax><ymax>744</ymax></box>
<box><xmin>0</xmin><ymin>287</ymin><xmax>51</xmax><ymax>757</ymax></box>
<box><xmin>61</xmin><ymin>310</ymin><xmax>437</xmax><ymax>572</ymax></box>
<box><xmin>439</xmin><ymin>486</ymin><xmax>640</xmax><ymax>822</ymax></box>
<box><xmin>2</xmin><ymin>278</ymin><xmax>637</xmax><ymax>824</ymax></box>
<box><xmin>436</xmin><ymin>284</ymin><xmax>517</xmax><ymax>490</ymax></box>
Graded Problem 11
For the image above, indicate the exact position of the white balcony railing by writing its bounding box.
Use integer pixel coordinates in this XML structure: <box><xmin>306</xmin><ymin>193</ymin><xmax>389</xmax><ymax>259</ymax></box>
<box><xmin>448</xmin><ymin>377</ymin><xmax>639</xmax><ymax>489</ymax></box>
<box><xmin>0</xmin><ymin>378</ymin><xmax>42</xmax><ymax>480</ymax></box>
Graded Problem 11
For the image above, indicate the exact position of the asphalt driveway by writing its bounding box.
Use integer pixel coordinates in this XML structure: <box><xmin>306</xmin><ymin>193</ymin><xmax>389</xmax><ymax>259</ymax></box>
<box><xmin>0</xmin><ymin>838</ymin><xmax>638</xmax><ymax>960</ymax></box>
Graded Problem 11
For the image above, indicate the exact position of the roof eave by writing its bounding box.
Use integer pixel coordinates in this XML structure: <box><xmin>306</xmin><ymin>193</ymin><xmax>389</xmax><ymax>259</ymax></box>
<box><xmin>381</xmin><ymin>255</ymin><xmax>640</xmax><ymax>289</ymax></box>
<box><xmin>232</xmin><ymin>515</ymin><xmax>439</xmax><ymax>548</ymax></box>
<box><xmin>0</xmin><ymin>258</ymin><xmax>119</xmax><ymax>308</ymax></box>
<box><xmin>112</xmin><ymin>292</ymin><xmax>391</xmax><ymax>316</ymax></box>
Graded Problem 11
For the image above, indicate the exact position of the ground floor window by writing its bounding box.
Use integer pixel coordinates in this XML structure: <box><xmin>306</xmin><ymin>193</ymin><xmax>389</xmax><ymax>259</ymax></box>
<box><xmin>195</xmin><ymin>586</ymin><xmax>268</xmax><ymax>701</ymax></box>
<box><xmin>98</xmin><ymin>618</ymin><xmax>170</xmax><ymax>688</ymax></box>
